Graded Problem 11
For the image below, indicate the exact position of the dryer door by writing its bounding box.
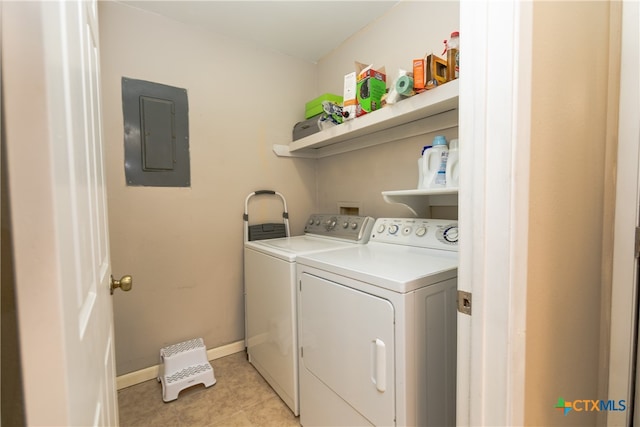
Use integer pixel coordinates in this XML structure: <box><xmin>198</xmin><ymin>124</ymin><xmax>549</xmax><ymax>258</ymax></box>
<box><xmin>300</xmin><ymin>273</ymin><xmax>395</xmax><ymax>426</ymax></box>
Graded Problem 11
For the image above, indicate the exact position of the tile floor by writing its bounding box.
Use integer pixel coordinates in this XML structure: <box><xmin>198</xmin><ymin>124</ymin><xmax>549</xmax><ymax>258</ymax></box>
<box><xmin>118</xmin><ymin>351</ymin><xmax>300</xmax><ymax>427</ymax></box>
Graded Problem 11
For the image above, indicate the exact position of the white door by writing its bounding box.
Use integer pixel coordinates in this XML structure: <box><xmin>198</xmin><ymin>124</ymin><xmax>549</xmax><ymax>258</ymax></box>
<box><xmin>3</xmin><ymin>1</ymin><xmax>120</xmax><ymax>425</ymax></box>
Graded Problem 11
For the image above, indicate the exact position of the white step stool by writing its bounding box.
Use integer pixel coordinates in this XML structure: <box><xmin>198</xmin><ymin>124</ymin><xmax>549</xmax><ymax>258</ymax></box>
<box><xmin>158</xmin><ymin>338</ymin><xmax>216</xmax><ymax>402</ymax></box>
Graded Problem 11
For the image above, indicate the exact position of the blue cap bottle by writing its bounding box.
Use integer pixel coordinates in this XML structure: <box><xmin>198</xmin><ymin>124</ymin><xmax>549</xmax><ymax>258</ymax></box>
<box><xmin>433</xmin><ymin>135</ymin><xmax>447</xmax><ymax>146</ymax></box>
<box><xmin>430</xmin><ymin>136</ymin><xmax>449</xmax><ymax>187</ymax></box>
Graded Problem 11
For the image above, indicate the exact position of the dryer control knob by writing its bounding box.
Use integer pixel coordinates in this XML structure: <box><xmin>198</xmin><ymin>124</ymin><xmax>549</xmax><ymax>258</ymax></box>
<box><xmin>416</xmin><ymin>226</ymin><xmax>427</xmax><ymax>237</ymax></box>
<box><xmin>388</xmin><ymin>224</ymin><xmax>400</xmax><ymax>235</ymax></box>
<box><xmin>342</xmin><ymin>221</ymin><xmax>349</xmax><ymax>228</ymax></box>
<box><xmin>351</xmin><ymin>222</ymin><xmax>358</xmax><ymax>230</ymax></box>
<box><xmin>377</xmin><ymin>224</ymin><xmax>386</xmax><ymax>233</ymax></box>
<box><xmin>444</xmin><ymin>226</ymin><xmax>459</xmax><ymax>243</ymax></box>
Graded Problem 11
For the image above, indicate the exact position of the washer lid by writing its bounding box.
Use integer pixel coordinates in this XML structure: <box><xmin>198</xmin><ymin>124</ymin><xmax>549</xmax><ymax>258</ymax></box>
<box><xmin>297</xmin><ymin>242</ymin><xmax>458</xmax><ymax>293</ymax></box>
<box><xmin>245</xmin><ymin>235</ymin><xmax>355</xmax><ymax>261</ymax></box>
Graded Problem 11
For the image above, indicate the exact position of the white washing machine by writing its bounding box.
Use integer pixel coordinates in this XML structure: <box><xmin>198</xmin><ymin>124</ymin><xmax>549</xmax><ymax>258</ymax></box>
<box><xmin>244</xmin><ymin>214</ymin><xmax>375</xmax><ymax>415</ymax></box>
<box><xmin>296</xmin><ymin>218</ymin><xmax>458</xmax><ymax>426</ymax></box>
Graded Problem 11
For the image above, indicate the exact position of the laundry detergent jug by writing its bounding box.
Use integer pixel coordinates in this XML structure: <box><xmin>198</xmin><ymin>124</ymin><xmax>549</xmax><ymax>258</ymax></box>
<box><xmin>446</xmin><ymin>138</ymin><xmax>459</xmax><ymax>187</ymax></box>
<box><xmin>422</xmin><ymin>135</ymin><xmax>448</xmax><ymax>188</ymax></box>
<box><xmin>417</xmin><ymin>145</ymin><xmax>431</xmax><ymax>189</ymax></box>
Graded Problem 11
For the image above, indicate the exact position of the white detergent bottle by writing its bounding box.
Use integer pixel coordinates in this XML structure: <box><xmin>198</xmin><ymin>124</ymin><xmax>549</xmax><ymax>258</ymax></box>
<box><xmin>423</xmin><ymin>135</ymin><xmax>448</xmax><ymax>188</ymax></box>
<box><xmin>446</xmin><ymin>138</ymin><xmax>459</xmax><ymax>187</ymax></box>
<box><xmin>417</xmin><ymin>145</ymin><xmax>431</xmax><ymax>189</ymax></box>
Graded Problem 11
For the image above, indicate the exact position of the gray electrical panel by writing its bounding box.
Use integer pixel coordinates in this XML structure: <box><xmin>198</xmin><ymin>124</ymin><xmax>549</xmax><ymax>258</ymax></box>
<box><xmin>122</xmin><ymin>77</ymin><xmax>190</xmax><ymax>187</ymax></box>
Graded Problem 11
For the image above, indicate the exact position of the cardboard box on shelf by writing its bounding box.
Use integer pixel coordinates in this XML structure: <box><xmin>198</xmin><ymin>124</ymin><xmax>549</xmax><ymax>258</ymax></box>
<box><xmin>426</xmin><ymin>54</ymin><xmax>447</xmax><ymax>86</ymax></box>
<box><xmin>413</xmin><ymin>54</ymin><xmax>447</xmax><ymax>91</ymax></box>
<box><xmin>355</xmin><ymin>62</ymin><xmax>386</xmax><ymax>118</ymax></box>
<box><xmin>343</xmin><ymin>71</ymin><xmax>357</xmax><ymax>121</ymax></box>
<box><xmin>413</xmin><ymin>58</ymin><xmax>426</xmax><ymax>90</ymax></box>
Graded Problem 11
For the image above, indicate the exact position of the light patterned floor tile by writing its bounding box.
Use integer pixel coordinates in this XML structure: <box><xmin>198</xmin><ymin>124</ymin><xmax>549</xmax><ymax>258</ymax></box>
<box><xmin>118</xmin><ymin>351</ymin><xmax>300</xmax><ymax>427</ymax></box>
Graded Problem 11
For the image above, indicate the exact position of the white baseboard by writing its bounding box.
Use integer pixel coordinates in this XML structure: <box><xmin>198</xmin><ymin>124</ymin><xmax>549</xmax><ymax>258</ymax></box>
<box><xmin>116</xmin><ymin>340</ymin><xmax>245</xmax><ymax>390</ymax></box>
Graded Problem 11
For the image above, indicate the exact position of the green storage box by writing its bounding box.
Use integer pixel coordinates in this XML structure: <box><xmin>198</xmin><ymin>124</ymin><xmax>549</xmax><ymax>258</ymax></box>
<box><xmin>305</xmin><ymin>93</ymin><xmax>343</xmax><ymax>119</ymax></box>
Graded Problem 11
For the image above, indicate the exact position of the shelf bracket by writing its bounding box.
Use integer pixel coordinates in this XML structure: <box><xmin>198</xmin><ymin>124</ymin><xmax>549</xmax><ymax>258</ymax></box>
<box><xmin>272</xmin><ymin>144</ymin><xmax>317</xmax><ymax>159</ymax></box>
<box><xmin>381</xmin><ymin>194</ymin><xmax>428</xmax><ymax>217</ymax></box>
<box><xmin>381</xmin><ymin>189</ymin><xmax>458</xmax><ymax>218</ymax></box>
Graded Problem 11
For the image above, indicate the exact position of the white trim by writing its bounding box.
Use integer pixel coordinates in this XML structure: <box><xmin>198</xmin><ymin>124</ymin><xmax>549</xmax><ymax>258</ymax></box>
<box><xmin>608</xmin><ymin>1</ymin><xmax>640</xmax><ymax>426</ymax></box>
<box><xmin>458</xmin><ymin>1</ymin><xmax>531</xmax><ymax>425</ymax></box>
<box><xmin>115</xmin><ymin>340</ymin><xmax>245</xmax><ymax>390</ymax></box>
<box><xmin>507</xmin><ymin>2</ymin><xmax>533</xmax><ymax>424</ymax></box>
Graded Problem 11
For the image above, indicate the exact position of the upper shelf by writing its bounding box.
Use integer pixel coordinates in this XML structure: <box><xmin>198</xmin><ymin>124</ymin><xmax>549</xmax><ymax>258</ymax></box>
<box><xmin>273</xmin><ymin>79</ymin><xmax>459</xmax><ymax>159</ymax></box>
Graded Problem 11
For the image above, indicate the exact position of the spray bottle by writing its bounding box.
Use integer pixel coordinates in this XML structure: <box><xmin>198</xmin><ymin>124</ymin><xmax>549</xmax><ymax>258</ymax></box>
<box><xmin>443</xmin><ymin>31</ymin><xmax>459</xmax><ymax>81</ymax></box>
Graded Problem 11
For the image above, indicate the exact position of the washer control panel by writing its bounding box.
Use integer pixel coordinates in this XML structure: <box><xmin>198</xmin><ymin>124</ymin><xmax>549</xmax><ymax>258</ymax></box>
<box><xmin>304</xmin><ymin>214</ymin><xmax>375</xmax><ymax>243</ymax></box>
<box><xmin>369</xmin><ymin>218</ymin><xmax>458</xmax><ymax>251</ymax></box>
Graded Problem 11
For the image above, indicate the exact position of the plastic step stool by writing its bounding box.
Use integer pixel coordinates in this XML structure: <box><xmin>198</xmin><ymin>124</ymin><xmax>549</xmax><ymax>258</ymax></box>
<box><xmin>158</xmin><ymin>338</ymin><xmax>216</xmax><ymax>402</ymax></box>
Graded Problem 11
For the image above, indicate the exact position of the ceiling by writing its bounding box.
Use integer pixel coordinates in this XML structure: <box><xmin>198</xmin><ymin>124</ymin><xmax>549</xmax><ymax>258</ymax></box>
<box><xmin>119</xmin><ymin>1</ymin><xmax>400</xmax><ymax>63</ymax></box>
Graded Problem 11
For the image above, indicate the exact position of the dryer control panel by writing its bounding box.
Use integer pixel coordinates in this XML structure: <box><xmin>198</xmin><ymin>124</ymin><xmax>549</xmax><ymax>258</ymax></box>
<box><xmin>369</xmin><ymin>218</ymin><xmax>458</xmax><ymax>251</ymax></box>
<box><xmin>304</xmin><ymin>214</ymin><xmax>375</xmax><ymax>243</ymax></box>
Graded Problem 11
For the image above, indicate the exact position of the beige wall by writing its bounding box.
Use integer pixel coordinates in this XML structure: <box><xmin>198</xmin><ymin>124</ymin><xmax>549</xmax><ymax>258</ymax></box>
<box><xmin>100</xmin><ymin>1</ymin><xmax>460</xmax><ymax>376</ymax></box>
<box><xmin>316</xmin><ymin>1</ymin><xmax>460</xmax><ymax>219</ymax></box>
<box><xmin>315</xmin><ymin>129</ymin><xmax>459</xmax><ymax>219</ymax></box>
<box><xmin>316</xmin><ymin>2</ymin><xmax>460</xmax><ymax>95</ymax></box>
<box><xmin>99</xmin><ymin>2</ymin><xmax>318</xmax><ymax>375</ymax></box>
<box><xmin>525</xmin><ymin>1</ymin><xmax>617</xmax><ymax>425</ymax></box>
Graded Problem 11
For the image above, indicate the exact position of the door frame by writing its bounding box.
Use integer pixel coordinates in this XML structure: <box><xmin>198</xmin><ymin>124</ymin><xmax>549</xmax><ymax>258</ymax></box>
<box><xmin>457</xmin><ymin>1</ymin><xmax>532</xmax><ymax>425</ymax></box>
<box><xmin>608</xmin><ymin>1</ymin><xmax>640</xmax><ymax>426</ymax></box>
<box><xmin>3</xmin><ymin>3</ymin><xmax>72</xmax><ymax>423</ymax></box>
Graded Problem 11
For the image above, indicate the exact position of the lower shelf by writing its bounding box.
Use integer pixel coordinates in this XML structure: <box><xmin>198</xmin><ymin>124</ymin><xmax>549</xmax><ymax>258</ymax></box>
<box><xmin>382</xmin><ymin>188</ymin><xmax>458</xmax><ymax>217</ymax></box>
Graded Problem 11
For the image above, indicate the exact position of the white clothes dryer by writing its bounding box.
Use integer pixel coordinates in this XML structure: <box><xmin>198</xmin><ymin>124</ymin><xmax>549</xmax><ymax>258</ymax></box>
<box><xmin>296</xmin><ymin>218</ymin><xmax>458</xmax><ymax>426</ymax></box>
<box><xmin>244</xmin><ymin>214</ymin><xmax>374</xmax><ymax>415</ymax></box>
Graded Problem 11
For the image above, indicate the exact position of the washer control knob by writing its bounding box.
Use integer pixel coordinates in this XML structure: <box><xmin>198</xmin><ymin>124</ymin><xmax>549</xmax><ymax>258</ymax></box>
<box><xmin>309</xmin><ymin>218</ymin><xmax>315</xmax><ymax>225</ymax></box>
<box><xmin>351</xmin><ymin>222</ymin><xmax>358</xmax><ymax>230</ymax></box>
<box><xmin>416</xmin><ymin>226</ymin><xmax>427</xmax><ymax>237</ymax></box>
<box><xmin>388</xmin><ymin>224</ymin><xmax>400</xmax><ymax>235</ymax></box>
<box><xmin>444</xmin><ymin>226</ymin><xmax>459</xmax><ymax>243</ymax></box>
<box><xmin>377</xmin><ymin>224</ymin><xmax>386</xmax><ymax>233</ymax></box>
<box><xmin>315</xmin><ymin>219</ymin><xmax>321</xmax><ymax>226</ymax></box>
<box><xmin>325</xmin><ymin>217</ymin><xmax>337</xmax><ymax>231</ymax></box>
<box><xmin>342</xmin><ymin>221</ymin><xmax>349</xmax><ymax>228</ymax></box>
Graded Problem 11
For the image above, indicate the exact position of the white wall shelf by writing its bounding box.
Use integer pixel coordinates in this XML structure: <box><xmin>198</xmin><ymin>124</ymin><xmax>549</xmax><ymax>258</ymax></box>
<box><xmin>273</xmin><ymin>79</ymin><xmax>459</xmax><ymax>159</ymax></box>
<box><xmin>382</xmin><ymin>188</ymin><xmax>458</xmax><ymax>217</ymax></box>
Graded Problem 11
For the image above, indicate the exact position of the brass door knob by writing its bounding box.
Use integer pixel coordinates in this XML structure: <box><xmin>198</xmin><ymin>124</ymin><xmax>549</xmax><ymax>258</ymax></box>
<box><xmin>110</xmin><ymin>275</ymin><xmax>133</xmax><ymax>295</ymax></box>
